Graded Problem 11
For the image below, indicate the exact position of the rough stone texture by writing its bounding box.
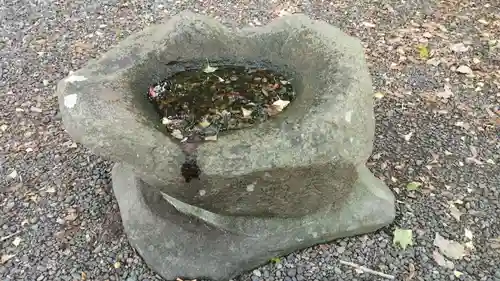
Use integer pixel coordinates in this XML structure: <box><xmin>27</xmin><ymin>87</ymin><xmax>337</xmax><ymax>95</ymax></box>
<box><xmin>56</xmin><ymin>11</ymin><xmax>396</xmax><ymax>281</ymax></box>
<box><xmin>56</xmin><ymin>11</ymin><xmax>382</xmax><ymax>218</ymax></box>
<box><xmin>112</xmin><ymin>162</ymin><xmax>394</xmax><ymax>281</ymax></box>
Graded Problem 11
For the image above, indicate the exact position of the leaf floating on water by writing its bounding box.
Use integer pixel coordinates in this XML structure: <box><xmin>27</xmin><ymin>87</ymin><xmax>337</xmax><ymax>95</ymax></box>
<box><xmin>241</xmin><ymin>107</ymin><xmax>253</xmax><ymax>118</ymax></box>
<box><xmin>215</xmin><ymin>75</ymin><xmax>225</xmax><ymax>82</ymax></box>
<box><xmin>272</xmin><ymin>99</ymin><xmax>290</xmax><ymax>112</ymax></box>
<box><xmin>162</xmin><ymin>117</ymin><xmax>172</xmax><ymax>125</ymax></box>
<box><xmin>433</xmin><ymin>233</ymin><xmax>466</xmax><ymax>260</ymax></box>
<box><xmin>202</xmin><ymin>61</ymin><xmax>218</xmax><ymax>73</ymax></box>
<box><xmin>171</xmin><ymin>129</ymin><xmax>184</xmax><ymax>140</ymax></box>
<box><xmin>204</xmin><ymin>135</ymin><xmax>217</xmax><ymax>141</ymax></box>
<box><xmin>432</xmin><ymin>250</ymin><xmax>454</xmax><ymax>269</ymax></box>
<box><xmin>198</xmin><ymin>119</ymin><xmax>211</xmax><ymax>128</ymax></box>
<box><xmin>406</xmin><ymin>181</ymin><xmax>422</xmax><ymax>191</ymax></box>
<box><xmin>393</xmin><ymin>228</ymin><xmax>413</xmax><ymax>250</ymax></box>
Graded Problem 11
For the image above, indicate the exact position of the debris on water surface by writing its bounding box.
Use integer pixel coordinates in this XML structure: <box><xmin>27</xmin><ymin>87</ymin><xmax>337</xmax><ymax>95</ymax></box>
<box><xmin>147</xmin><ymin>61</ymin><xmax>296</xmax><ymax>183</ymax></box>
<box><xmin>147</xmin><ymin>61</ymin><xmax>296</xmax><ymax>143</ymax></box>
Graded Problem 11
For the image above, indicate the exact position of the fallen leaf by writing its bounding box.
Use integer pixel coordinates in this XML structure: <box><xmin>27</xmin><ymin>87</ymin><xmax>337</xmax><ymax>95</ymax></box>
<box><xmin>204</xmin><ymin>135</ymin><xmax>217</xmax><ymax>141</ymax></box>
<box><xmin>489</xmin><ymin>237</ymin><xmax>500</xmax><ymax>249</ymax></box>
<box><xmin>464</xmin><ymin>229</ymin><xmax>473</xmax><ymax>240</ymax></box>
<box><xmin>362</xmin><ymin>22</ymin><xmax>376</xmax><ymax>28</ymax></box>
<box><xmin>7</xmin><ymin>170</ymin><xmax>18</xmax><ymax>179</ymax></box>
<box><xmin>448</xmin><ymin>202</ymin><xmax>463</xmax><ymax>221</ymax></box>
<box><xmin>81</xmin><ymin>271</ymin><xmax>87</xmax><ymax>280</ymax></box>
<box><xmin>436</xmin><ymin>84</ymin><xmax>454</xmax><ymax>100</ymax></box>
<box><xmin>454</xmin><ymin>271</ymin><xmax>464</xmax><ymax>277</ymax></box>
<box><xmin>198</xmin><ymin>119</ymin><xmax>211</xmax><ymax>128</ymax></box>
<box><xmin>456</xmin><ymin>65</ymin><xmax>472</xmax><ymax>74</ymax></box>
<box><xmin>433</xmin><ymin>250</ymin><xmax>454</xmax><ymax>269</ymax></box>
<box><xmin>12</xmin><ymin>237</ymin><xmax>22</xmax><ymax>247</ymax></box>
<box><xmin>403</xmin><ymin>131</ymin><xmax>413</xmax><ymax>142</ymax></box>
<box><xmin>393</xmin><ymin>228</ymin><xmax>413</xmax><ymax>250</ymax></box>
<box><xmin>417</xmin><ymin>45</ymin><xmax>429</xmax><ymax>59</ymax></box>
<box><xmin>1</xmin><ymin>254</ymin><xmax>15</xmax><ymax>264</ymax></box>
<box><xmin>404</xmin><ymin>263</ymin><xmax>416</xmax><ymax>281</ymax></box>
<box><xmin>450</xmin><ymin>43</ymin><xmax>469</xmax><ymax>53</ymax></box>
<box><xmin>272</xmin><ymin>99</ymin><xmax>290</xmax><ymax>112</ymax></box>
<box><xmin>406</xmin><ymin>182</ymin><xmax>422</xmax><ymax>191</ymax></box>
<box><xmin>64</xmin><ymin>212</ymin><xmax>78</xmax><ymax>222</ymax></box>
<box><xmin>426</xmin><ymin>58</ymin><xmax>441</xmax><ymax>66</ymax></box>
<box><xmin>269</xmin><ymin>257</ymin><xmax>281</xmax><ymax>263</ymax></box>
<box><xmin>478</xmin><ymin>19</ymin><xmax>489</xmax><ymax>25</ymax></box>
<box><xmin>202</xmin><ymin>61</ymin><xmax>217</xmax><ymax>73</ymax></box>
<box><xmin>434</xmin><ymin>233</ymin><xmax>466</xmax><ymax>260</ymax></box>
<box><xmin>241</xmin><ymin>107</ymin><xmax>253</xmax><ymax>118</ymax></box>
<box><xmin>171</xmin><ymin>129</ymin><xmax>183</xmax><ymax>140</ymax></box>
<box><xmin>373</xmin><ymin>92</ymin><xmax>385</xmax><ymax>99</ymax></box>
<box><xmin>114</xmin><ymin>261</ymin><xmax>121</xmax><ymax>269</ymax></box>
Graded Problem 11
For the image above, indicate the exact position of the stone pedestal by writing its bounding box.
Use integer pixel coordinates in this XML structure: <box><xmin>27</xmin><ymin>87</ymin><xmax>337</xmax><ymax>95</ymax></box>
<box><xmin>56</xmin><ymin>11</ymin><xmax>396</xmax><ymax>281</ymax></box>
<box><xmin>112</xmin><ymin>162</ymin><xmax>394</xmax><ymax>281</ymax></box>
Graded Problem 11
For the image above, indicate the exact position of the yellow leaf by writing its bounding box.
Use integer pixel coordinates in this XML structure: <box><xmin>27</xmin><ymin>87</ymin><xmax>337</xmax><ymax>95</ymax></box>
<box><xmin>269</xmin><ymin>257</ymin><xmax>281</xmax><ymax>263</ymax></box>
<box><xmin>406</xmin><ymin>181</ymin><xmax>422</xmax><ymax>191</ymax></box>
<box><xmin>198</xmin><ymin>119</ymin><xmax>211</xmax><ymax>128</ymax></box>
<box><xmin>454</xmin><ymin>271</ymin><xmax>464</xmax><ymax>277</ymax></box>
<box><xmin>393</xmin><ymin>228</ymin><xmax>413</xmax><ymax>250</ymax></box>
<box><xmin>373</xmin><ymin>92</ymin><xmax>385</xmax><ymax>99</ymax></box>
<box><xmin>114</xmin><ymin>261</ymin><xmax>121</xmax><ymax>269</ymax></box>
<box><xmin>417</xmin><ymin>45</ymin><xmax>430</xmax><ymax>59</ymax></box>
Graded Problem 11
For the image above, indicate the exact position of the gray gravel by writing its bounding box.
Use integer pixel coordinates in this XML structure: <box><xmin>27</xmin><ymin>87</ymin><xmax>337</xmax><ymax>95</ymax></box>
<box><xmin>1</xmin><ymin>0</ymin><xmax>499</xmax><ymax>281</ymax></box>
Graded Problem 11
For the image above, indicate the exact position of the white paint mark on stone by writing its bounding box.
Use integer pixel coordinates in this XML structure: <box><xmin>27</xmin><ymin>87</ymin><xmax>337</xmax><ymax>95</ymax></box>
<box><xmin>246</xmin><ymin>184</ymin><xmax>255</xmax><ymax>192</ymax></box>
<box><xmin>64</xmin><ymin>94</ymin><xmax>78</xmax><ymax>108</ymax></box>
<box><xmin>65</xmin><ymin>75</ymin><xmax>87</xmax><ymax>83</ymax></box>
<box><xmin>199</xmin><ymin>189</ymin><xmax>206</xmax><ymax>196</ymax></box>
<box><xmin>345</xmin><ymin>111</ymin><xmax>352</xmax><ymax>123</ymax></box>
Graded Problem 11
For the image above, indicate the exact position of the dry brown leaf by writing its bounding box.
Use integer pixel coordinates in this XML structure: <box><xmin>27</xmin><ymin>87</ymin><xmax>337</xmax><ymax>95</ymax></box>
<box><xmin>434</xmin><ymin>233</ymin><xmax>466</xmax><ymax>260</ymax></box>
<box><xmin>448</xmin><ymin>202</ymin><xmax>463</xmax><ymax>221</ymax></box>
<box><xmin>64</xmin><ymin>212</ymin><xmax>78</xmax><ymax>222</ymax></box>
<box><xmin>436</xmin><ymin>84</ymin><xmax>454</xmax><ymax>100</ymax></box>
<box><xmin>1</xmin><ymin>254</ymin><xmax>15</xmax><ymax>264</ymax></box>
<box><xmin>456</xmin><ymin>65</ymin><xmax>473</xmax><ymax>74</ymax></box>
<box><xmin>450</xmin><ymin>43</ymin><xmax>469</xmax><ymax>53</ymax></box>
<box><xmin>404</xmin><ymin>263</ymin><xmax>416</xmax><ymax>281</ymax></box>
<box><xmin>433</xmin><ymin>250</ymin><xmax>454</xmax><ymax>269</ymax></box>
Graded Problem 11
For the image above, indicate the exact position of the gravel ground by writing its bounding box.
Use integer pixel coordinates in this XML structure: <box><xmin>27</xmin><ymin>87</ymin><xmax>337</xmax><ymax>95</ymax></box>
<box><xmin>1</xmin><ymin>0</ymin><xmax>499</xmax><ymax>281</ymax></box>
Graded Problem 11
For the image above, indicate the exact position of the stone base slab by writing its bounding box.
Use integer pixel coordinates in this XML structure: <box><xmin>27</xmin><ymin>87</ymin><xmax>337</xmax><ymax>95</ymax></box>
<box><xmin>111</xmin><ymin>162</ymin><xmax>395</xmax><ymax>281</ymax></box>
